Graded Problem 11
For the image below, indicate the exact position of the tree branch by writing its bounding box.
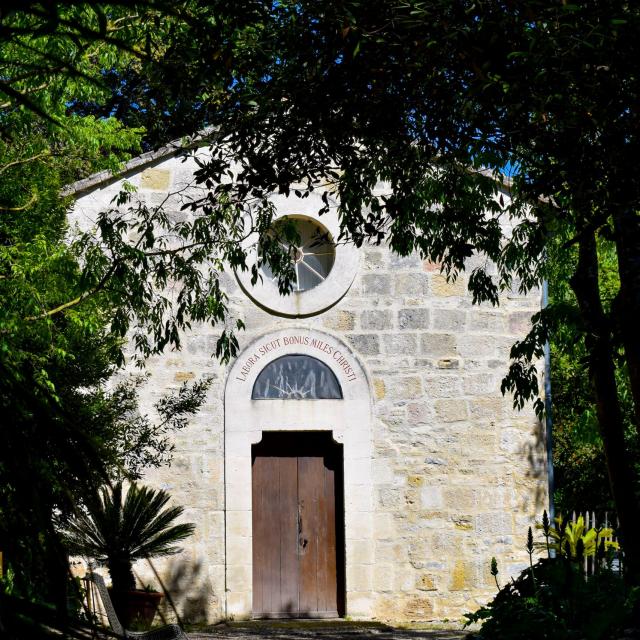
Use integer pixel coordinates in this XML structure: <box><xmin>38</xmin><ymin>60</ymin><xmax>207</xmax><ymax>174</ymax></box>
<box><xmin>24</xmin><ymin>260</ymin><xmax>119</xmax><ymax>322</ymax></box>
<box><xmin>0</xmin><ymin>151</ymin><xmax>51</xmax><ymax>174</ymax></box>
<box><xmin>0</xmin><ymin>191</ymin><xmax>37</xmax><ymax>211</ymax></box>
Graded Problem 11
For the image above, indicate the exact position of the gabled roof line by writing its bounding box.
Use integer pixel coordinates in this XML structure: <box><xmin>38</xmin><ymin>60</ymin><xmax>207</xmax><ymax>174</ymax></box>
<box><xmin>62</xmin><ymin>126</ymin><xmax>514</xmax><ymax>198</ymax></box>
<box><xmin>62</xmin><ymin>131</ymin><xmax>209</xmax><ymax>197</ymax></box>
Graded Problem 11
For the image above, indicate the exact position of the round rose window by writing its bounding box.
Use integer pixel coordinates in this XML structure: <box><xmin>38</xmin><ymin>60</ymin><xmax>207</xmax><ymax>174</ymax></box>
<box><xmin>234</xmin><ymin>192</ymin><xmax>359</xmax><ymax>318</ymax></box>
<box><xmin>261</xmin><ymin>217</ymin><xmax>335</xmax><ymax>292</ymax></box>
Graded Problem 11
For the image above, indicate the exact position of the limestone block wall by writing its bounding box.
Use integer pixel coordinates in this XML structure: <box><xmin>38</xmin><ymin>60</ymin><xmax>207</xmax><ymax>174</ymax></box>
<box><xmin>315</xmin><ymin>250</ymin><xmax>547</xmax><ymax>621</ymax></box>
<box><xmin>69</xmin><ymin>151</ymin><xmax>549</xmax><ymax>625</ymax></box>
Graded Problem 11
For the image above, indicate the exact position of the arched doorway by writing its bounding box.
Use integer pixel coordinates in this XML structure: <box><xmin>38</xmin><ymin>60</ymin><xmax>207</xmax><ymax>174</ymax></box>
<box><xmin>252</xmin><ymin>431</ymin><xmax>345</xmax><ymax>618</ymax></box>
<box><xmin>224</xmin><ymin>328</ymin><xmax>373</xmax><ymax>619</ymax></box>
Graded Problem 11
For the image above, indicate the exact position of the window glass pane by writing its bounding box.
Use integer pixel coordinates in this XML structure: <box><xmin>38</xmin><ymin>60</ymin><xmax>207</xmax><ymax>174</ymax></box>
<box><xmin>298</xmin><ymin>220</ymin><xmax>315</xmax><ymax>245</ymax></box>
<box><xmin>297</xmin><ymin>262</ymin><xmax>323</xmax><ymax>291</ymax></box>
<box><xmin>261</xmin><ymin>260</ymin><xmax>276</xmax><ymax>281</ymax></box>
<box><xmin>302</xmin><ymin>252</ymin><xmax>332</xmax><ymax>276</ymax></box>
<box><xmin>259</xmin><ymin>217</ymin><xmax>335</xmax><ymax>293</ymax></box>
<box><xmin>252</xmin><ymin>355</ymin><xmax>343</xmax><ymax>399</ymax></box>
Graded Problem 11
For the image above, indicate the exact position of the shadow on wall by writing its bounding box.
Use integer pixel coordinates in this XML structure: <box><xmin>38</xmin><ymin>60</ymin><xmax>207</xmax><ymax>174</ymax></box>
<box><xmin>254</xmin><ymin>602</ymin><xmax>328</xmax><ymax>619</ymax></box>
<box><xmin>147</xmin><ymin>557</ymin><xmax>215</xmax><ymax>625</ymax></box>
<box><xmin>521</xmin><ymin>416</ymin><xmax>549</xmax><ymax>513</ymax></box>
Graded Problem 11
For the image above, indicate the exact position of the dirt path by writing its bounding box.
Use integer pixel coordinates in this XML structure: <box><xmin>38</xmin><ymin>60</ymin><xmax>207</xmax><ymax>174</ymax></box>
<box><xmin>187</xmin><ymin>621</ymin><xmax>470</xmax><ymax>640</ymax></box>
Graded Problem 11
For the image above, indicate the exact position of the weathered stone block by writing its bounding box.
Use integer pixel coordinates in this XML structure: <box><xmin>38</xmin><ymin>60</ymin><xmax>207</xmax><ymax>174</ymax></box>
<box><xmin>383</xmin><ymin>333</ymin><xmax>417</xmax><ymax>355</ymax></box>
<box><xmin>373</xmin><ymin>378</ymin><xmax>386</xmax><ymax>399</ymax></box>
<box><xmin>403</xmin><ymin>595</ymin><xmax>434</xmax><ymax>620</ymax></box>
<box><xmin>475</xmin><ymin>512</ymin><xmax>514</xmax><ymax>538</ymax></box>
<box><xmin>361</xmin><ymin>309</ymin><xmax>393</xmax><ymax>330</ymax></box>
<box><xmin>509</xmin><ymin>311</ymin><xmax>534</xmax><ymax>335</ymax></box>
<box><xmin>373</xmin><ymin>513</ymin><xmax>396</xmax><ymax>540</ymax></box>
<box><xmin>323</xmin><ymin>310</ymin><xmax>355</xmax><ymax>331</ymax></box>
<box><xmin>373</xmin><ymin>564</ymin><xmax>395</xmax><ymax>592</ymax></box>
<box><xmin>398</xmin><ymin>308</ymin><xmax>430</xmax><ymax>329</ymax></box>
<box><xmin>388</xmin><ymin>376</ymin><xmax>422</xmax><ymax>400</ymax></box>
<box><xmin>443</xmin><ymin>486</ymin><xmax>478</xmax><ymax>510</ymax></box>
<box><xmin>417</xmin><ymin>574</ymin><xmax>438</xmax><ymax>591</ymax></box>
<box><xmin>390</xmin><ymin>253</ymin><xmax>422</xmax><ymax>269</ymax></box>
<box><xmin>349</xmin><ymin>512</ymin><xmax>374</xmax><ymax>540</ymax></box>
<box><xmin>407</xmin><ymin>402</ymin><xmax>434</xmax><ymax>425</ymax></box>
<box><xmin>431</xmin><ymin>308</ymin><xmax>466</xmax><ymax>332</ymax></box>
<box><xmin>364</xmin><ymin>249</ymin><xmax>384</xmax><ymax>269</ymax></box>
<box><xmin>424</xmin><ymin>374</ymin><xmax>463</xmax><ymax>398</ymax></box>
<box><xmin>347</xmin><ymin>333</ymin><xmax>380</xmax><ymax>355</ymax></box>
<box><xmin>452</xmin><ymin>515</ymin><xmax>474</xmax><ymax>531</ymax></box>
<box><xmin>394</xmin><ymin>567</ymin><xmax>418</xmax><ymax>591</ymax></box>
<box><xmin>424</xmin><ymin>456</ymin><xmax>448</xmax><ymax>467</ymax></box>
<box><xmin>226</xmin><ymin>511</ymin><xmax>251</xmax><ymax>538</ymax></box>
<box><xmin>140</xmin><ymin>168</ymin><xmax>171</xmax><ymax>190</ymax></box>
<box><xmin>408</xmin><ymin>539</ymin><xmax>431</xmax><ymax>569</ymax></box>
<box><xmin>241</xmin><ymin>306</ymin><xmax>276</xmax><ymax>331</ymax></box>
<box><xmin>431</xmin><ymin>274</ymin><xmax>466</xmax><ymax>297</ymax></box>
<box><xmin>347</xmin><ymin>564</ymin><xmax>373</xmax><ymax>591</ymax></box>
<box><xmin>500</xmin><ymin>427</ymin><xmax>526</xmax><ymax>453</ymax></box>
<box><xmin>226</xmin><ymin>591</ymin><xmax>251</xmax><ymax>618</ymax></box>
<box><xmin>395</xmin><ymin>273</ymin><xmax>430</xmax><ymax>296</ymax></box>
<box><xmin>421</xmin><ymin>486</ymin><xmax>444</xmax><ymax>509</ymax></box>
<box><xmin>435</xmin><ymin>399</ymin><xmax>469</xmax><ymax>423</ymax></box>
<box><xmin>347</xmin><ymin>539</ymin><xmax>375</xmax><ymax>565</ymax></box>
<box><xmin>450</xmin><ymin>559</ymin><xmax>475</xmax><ymax>591</ymax></box>
<box><xmin>421</xmin><ymin>333</ymin><xmax>457</xmax><ymax>357</ymax></box>
<box><xmin>347</xmin><ymin>591</ymin><xmax>374</xmax><ymax>617</ymax></box>
<box><xmin>457</xmin><ymin>334</ymin><xmax>497</xmax><ymax>358</ymax></box>
<box><xmin>378</xmin><ymin>487</ymin><xmax>405</xmax><ymax>510</ymax></box>
<box><xmin>227</xmin><ymin>564</ymin><xmax>251</xmax><ymax>592</ymax></box>
<box><xmin>464</xmin><ymin>373</ymin><xmax>496</xmax><ymax>395</ymax></box>
<box><xmin>362</xmin><ymin>273</ymin><xmax>391</xmax><ymax>295</ymax></box>
<box><xmin>468</xmin><ymin>310</ymin><xmax>506</xmax><ymax>332</ymax></box>
<box><xmin>422</xmin><ymin>259</ymin><xmax>442</xmax><ymax>272</ymax></box>
<box><xmin>226</xmin><ymin>536</ymin><xmax>251</xmax><ymax>566</ymax></box>
<box><xmin>436</xmin><ymin>357</ymin><xmax>460</xmax><ymax>369</ymax></box>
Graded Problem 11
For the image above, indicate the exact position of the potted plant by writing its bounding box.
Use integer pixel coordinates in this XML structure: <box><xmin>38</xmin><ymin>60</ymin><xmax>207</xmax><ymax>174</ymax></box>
<box><xmin>64</xmin><ymin>482</ymin><xmax>194</xmax><ymax>628</ymax></box>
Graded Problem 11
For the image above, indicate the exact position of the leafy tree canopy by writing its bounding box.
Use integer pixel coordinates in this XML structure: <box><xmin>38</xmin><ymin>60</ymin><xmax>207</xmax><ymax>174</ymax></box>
<box><xmin>2</xmin><ymin>0</ymin><xmax>640</xmax><ymax>608</ymax></box>
<box><xmin>0</xmin><ymin>4</ymin><xmax>213</xmax><ymax>631</ymax></box>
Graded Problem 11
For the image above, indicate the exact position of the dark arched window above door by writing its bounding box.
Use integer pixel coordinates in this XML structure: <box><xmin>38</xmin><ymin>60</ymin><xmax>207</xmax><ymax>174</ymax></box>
<box><xmin>252</xmin><ymin>354</ymin><xmax>343</xmax><ymax>400</ymax></box>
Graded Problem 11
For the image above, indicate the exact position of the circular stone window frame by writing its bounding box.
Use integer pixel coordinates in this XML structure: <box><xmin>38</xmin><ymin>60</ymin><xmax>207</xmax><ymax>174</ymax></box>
<box><xmin>235</xmin><ymin>192</ymin><xmax>359</xmax><ymax>318</ymax></box>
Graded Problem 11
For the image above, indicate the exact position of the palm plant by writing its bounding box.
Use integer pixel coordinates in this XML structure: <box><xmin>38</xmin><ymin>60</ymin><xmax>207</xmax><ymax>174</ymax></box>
<box><xmin>64</xmin><ymin>482</ymin><xmax>195</xmax><ymax>594</ymax></box>
<box><xmin>535</xmin><ymin>513</ymin><xmax>619</xmax><ymax>559</ymax></box>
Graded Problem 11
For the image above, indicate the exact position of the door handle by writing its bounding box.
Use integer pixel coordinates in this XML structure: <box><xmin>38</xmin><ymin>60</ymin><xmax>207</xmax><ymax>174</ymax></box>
<box><xmin>297</xmin><ymin>508</ymin><xmax>307</xmax><ymax>549</ymax></box>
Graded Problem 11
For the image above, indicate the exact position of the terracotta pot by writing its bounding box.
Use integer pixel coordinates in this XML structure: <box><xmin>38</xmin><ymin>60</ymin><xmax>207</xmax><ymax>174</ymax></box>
<box><xmin>109</xmin><ymin>588</ymin><xmax>164</xmax><ymax>629</ymax></box>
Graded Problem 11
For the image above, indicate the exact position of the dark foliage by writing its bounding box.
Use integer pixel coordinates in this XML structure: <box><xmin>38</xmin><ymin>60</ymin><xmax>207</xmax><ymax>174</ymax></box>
<box><xmin>466</xmin><ymin>558</ymin><xmax>637</xmax><ymax>640</ymax></box>
<box><xmin>64</xmin><ymin>482</ymin><xmax>194</xmax><ymax>594</ymax></box>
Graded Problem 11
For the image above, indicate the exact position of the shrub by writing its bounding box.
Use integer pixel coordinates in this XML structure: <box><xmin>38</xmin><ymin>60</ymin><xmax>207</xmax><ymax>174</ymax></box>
<box><xmin>63</xmin><ymin>482</ymin><xmax>195</xmax><ymax>594</ymax></box>
<box><xmin>464</xmin><ymin>512</ymin><xmax>638</xmax><ymax>640</ymax></box>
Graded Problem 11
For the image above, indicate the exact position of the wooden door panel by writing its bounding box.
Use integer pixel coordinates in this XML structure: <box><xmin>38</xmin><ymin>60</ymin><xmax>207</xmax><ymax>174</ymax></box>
<box><xmin>298</xmin><ymin>455</ymin><xmax>338</xmax><ymax>616</ymax></box>
<box><xmin>318</xmin><ymin>456</ymin><xmax>337</xmax><ymax>615</ymax></box>
<box><xmin>252</xmin><ymin>455</ymin><xmax>299</xmax><ymax>616</ymax></box>
<box><xmin>251</xmin><ymin>454</ymin><xmax>267</xmax><ymax>615</ymax></box>
<box><xmin>278</xmin><ymin>456</ymin><xmax>299</xmax><ymax>615</ymax></box>
<box><xmin>252</xmin><ymin>433</ymin><xmax>343</xmax><ymax>618</ymax></box>
<box><xmin>298</xmin><ymin>455</ymin><xmax>321</xmax><ymax>614</ymax></box>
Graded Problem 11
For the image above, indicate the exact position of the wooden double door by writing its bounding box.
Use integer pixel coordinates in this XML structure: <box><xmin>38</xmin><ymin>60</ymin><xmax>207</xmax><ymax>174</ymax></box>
<box><xmin>251</xmin><ymin>432</ymin><xmax>345</xmax><ymax>618</ymax></box>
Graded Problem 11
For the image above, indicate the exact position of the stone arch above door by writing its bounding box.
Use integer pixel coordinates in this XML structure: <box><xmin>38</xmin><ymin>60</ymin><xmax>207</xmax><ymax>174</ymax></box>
<box><xmin>224</xmin><ymin>328</ymin><xmax>373</xmax><ymax>619</ymax></box>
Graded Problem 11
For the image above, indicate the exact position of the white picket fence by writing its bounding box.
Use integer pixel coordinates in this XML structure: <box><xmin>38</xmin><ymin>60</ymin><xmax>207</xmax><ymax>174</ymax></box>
<box><xmin>566</xmin><ymin>511</ymin><xmax>623</xmax><ymax>576</ymax></box>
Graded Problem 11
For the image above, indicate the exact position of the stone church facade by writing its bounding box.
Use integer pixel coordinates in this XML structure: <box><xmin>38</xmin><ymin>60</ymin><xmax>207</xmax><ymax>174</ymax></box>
<box><xmin>68</xmin><ymin>143</ymin><xmax>549</xmax><ymax>624</ymax></box>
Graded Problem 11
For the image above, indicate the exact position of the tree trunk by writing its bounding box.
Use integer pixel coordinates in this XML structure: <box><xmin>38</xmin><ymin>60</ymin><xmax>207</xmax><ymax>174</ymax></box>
<box><xmin>570</xmin><ymin>230</ymin><xmax>640</xmax><ymax>583</ymax></box>
<box><xmin>108</xmin><ymin>558</ymin><xmax>136</xmax><ymax>594</ymax></box>
<box><xmin>44</xmin><ymin>530</ymin><xmax>69</xmax><ymax>627</ymax></box>
<box><xmin>613</xmin><ymin>208</ymin><xmax>640</xmax><ymax>431</ymax></box>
